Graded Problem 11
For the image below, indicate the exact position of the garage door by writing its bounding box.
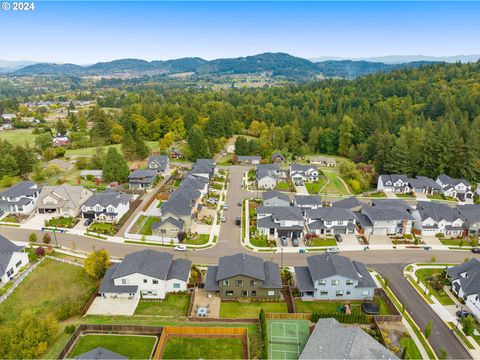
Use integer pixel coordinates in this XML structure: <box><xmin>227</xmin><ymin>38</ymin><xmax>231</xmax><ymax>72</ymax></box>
<box><xmin>373</xmin><ymin>228</ymin><xmax>387</xmax><ymax>235</ymax></box>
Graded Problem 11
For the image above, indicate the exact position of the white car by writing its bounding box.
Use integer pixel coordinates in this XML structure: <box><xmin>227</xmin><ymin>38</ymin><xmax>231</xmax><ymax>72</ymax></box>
<box><xmin>174</xmin><ymin>245</ymin><xmax>187</xmax><ymax>252</ymax></box>
<box><xmin>223</xmin><ymin>204</ymin><xmax>228</xmax><ymax>210</ymax></box>
<box><xmin>326</xmin><ymin>247</ymin><xmax>340</xmax><ymax>254</ymax></box>
<box><xmin>221</xmin><ymin>215</ymin><xmax>226</xmax><ymax>222</ymax></box>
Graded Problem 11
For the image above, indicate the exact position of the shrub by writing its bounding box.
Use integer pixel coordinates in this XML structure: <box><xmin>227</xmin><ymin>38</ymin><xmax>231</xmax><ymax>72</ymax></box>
<box><xmin>35</xmin><ymin>246</ymin><xmax>45</xmax><ymax>257</ymax></box>
<box><xmin>462</xmin><ymin>315</ymin><xmax>475</xmax><ymax>336</ymax></box>
<box><xmin>64</xmin><ymin>325</ymin><xmax>76</xmax><ymax>334</ymax></box>
<box><xmin>29</xmin><ymin>233</ymin><xmax>37</xmax><ymax>243</ymax></box>
<box><xmin>42</xmin><ymin>233</ymin><xmax>51</xmax><ymax>244</ymax></box>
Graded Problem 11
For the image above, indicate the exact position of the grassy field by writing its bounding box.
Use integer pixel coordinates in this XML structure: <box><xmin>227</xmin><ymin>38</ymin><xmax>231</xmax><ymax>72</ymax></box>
<box><xmin>0</xmin><ymin>258</ymin><xmax>97</xmax><ymax>323</ymax></box>
<box><xmin>220</xmin><ymin>301</ymin><xmax>288</xmax><ymax>318</ymax></box>
<box><xmin>65</xmin><ymin>141</ymin><xmax>157</xmax><ymax>157</ymax></box>
<box><xmin>68</xmin><ymin>334</ymin><xmax>156</xmax><ymax>359</ymax></box>
<box><xmin>322</xmin><ymin>171</ymin><xmax>350</xmax><ymax>195</ymax></box>
<box><xmin>415</xmin><ymin>268</ymin><xmax>455</xmax><ymax>305</ymax></box>
<box><xmin>162</xmin><ymin>337</ymin><xmax>244</xmax><ymax>359</ymax></box>
<box><xmin>0</xmin><ymin>129</ymin><xmax>38</xmax><ymax>145</ymax></box>
<box><xmin>134</xmin><ymin>294</ymin><xmax>190</xmax><ymax>316</ymax></box>
<box><xmin>305</xmin><ymin>179</ymin><xmax>326</xmax><ymax>194</ymax></box>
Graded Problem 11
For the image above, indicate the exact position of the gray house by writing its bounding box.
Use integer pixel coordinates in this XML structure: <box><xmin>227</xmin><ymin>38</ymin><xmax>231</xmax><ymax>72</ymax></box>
<box><xmin>436</xmin><ymin>174</ymin><xmax>474</xmax><ymax>201</ymax></box>
<box><xmin>408</xmin><ymin>176</ymin><xmax>441</xmax><ymax>195</ymax></box>
<box><xmin>263</xmin><ymin>190</ymin><xmax>290</xmax><ymax>207</ymax></box>
<box><xmin>377</xmin><ymin>174</ymin><xmax>410</xmax><ymax>193</ymax></box>
<box><xmin>0</xmin><ymin>181</ymin><xmax>41</xmax><ymax>214</ymax></box>
<box><xmin>256</xmin><ymin>164</ymin><xmax>281</xmax><ymax>189</ymax></box>
<box><xmin>300</xmin><ymin>318</ymin><xmax>397</xmax><ymax>359</ymax></box>
<box><xmin>257</xmin><ymin>206</ymin><xmax>305</xmax><ymax>239</ymax></box>
<box><xmin>412</xmin><ymin>201</ymin><xmax>464</xmax><ymax>236</ymax></box>
<box><xmin>294</xmin><ymin>195</ymin><xmax>322</xmax><ymax>211</ymax></box>
<box><xmin>237</xmin><ymin>155</ymin><xmax>261</xmax><ymax>165</ymax></box>
<box><xmin>305</xmin><ymin>207</ymin><xmax>357</xmax><ymax>235</ymax></box>
<box><xmin>359</xmin><ymin>204</ymin><xmax>414</xmax><ymax>235</ymax></box>
<box><xmin>457</xmin><ymin>204</ymin><xmax>480</xmax><ymax>237</ymax></box>
<box><xmin>295</xmin><ymin>254</ymin><xmax>376</xmax><ymax>300</ymax></box>
<box><xmin>128</xmin><ymin>169</ymin><xmax>157</xmax><ymax>189</ymax></box>
<box><xmin>148</xmin><ymin>155</ymin><xmax>170</xmax><ymax>175</ymax></box>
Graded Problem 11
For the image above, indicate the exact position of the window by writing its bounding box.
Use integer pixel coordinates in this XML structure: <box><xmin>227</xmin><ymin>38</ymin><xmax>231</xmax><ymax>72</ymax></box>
<box><xmin>362</xmin><ymin>290</ymin><xmax>370</xmax><ymax>296</ymax></box>
<box><xmin>331</xmin><ymin>280</ymin><xmax>339</xmax><ymax>285</ymax></box>
<box><xmin>346</xmin><ymin>280</ymin><xmax>354</xmax><ymax>285</ymax></box>
<box><xmin>336</xmin><ymin>290</ymin><xmax>344</xmax><ymax>297</ymax></box>
<box><xmin>236</xmin><ymin>280</ymin><xmax>244</xmax><ymax>287</ymax></box>
<box><xmin>241</xmin><ymin>290</ymin><xmax>248</xmax><ymax>297</ymax></box>
<box><xmin>226</xmin><ymin>290</ymin><xmax>234</xmax><ymax>297</ymax></box>
<box><xmin>153</xmin><ymin>280</ymin><xmax>158</xmax><ymax>284</ymax></box>
<box><xmin>121</xmin><ymin>279</ymin><xmax>128</xmax><ymax>284</ymax></box>
<box><xmin>222</xmin><ymin>280</ymin><xmax>230</xmax><ymax>286</ymax></box>
<box><xmin>325</xmin><ymin>221</ymin><xmax>332</xmax><ymax>225</ymax></box>
<box><xmin>346</xmin><ymin>290</ymin><xmax>351</xmax><ymax>295</ymax></box>
<box><xmin>267</xmin><ymin>290</ymin><xmax>275</xmax><ymax>296</ymax></box>
<box><xmin>318</xmin><ymin>280</ymin><xmax>326</xmax><ymax>285</ymax></box>
<box><xmin>252</xmin><ymin>291</ymin><xmax>257</xmax><ymax>297</ymax></box>
<box><xmin>251</xmin><ymin>280</ymin><xmax>258</xmax><ymax>286</ymax></box>
<box><xmin>15</xmin><ymin>260</ymin><xmax>22</xmax><ymax>268</ymax></box>
<box><xmin>173</xmin><ymin>283</ymin><xmax>180</xmax><ymax>289</ymax></box>
<box><xmin>143</xmin><ymin>279</ymin><xmax>147</xmax><ymax>284</ymax></box>
<box><xmin>320</xmin><ymin>291</ymin><xmax>328</xmax><ymax>296</ymax></box>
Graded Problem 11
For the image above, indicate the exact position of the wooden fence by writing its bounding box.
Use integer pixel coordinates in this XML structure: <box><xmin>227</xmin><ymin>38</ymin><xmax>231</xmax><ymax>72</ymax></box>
<box><xmin>266</xmin><ymin>312</ymin><xmax>312</xmax><ymax>320</ymax></box>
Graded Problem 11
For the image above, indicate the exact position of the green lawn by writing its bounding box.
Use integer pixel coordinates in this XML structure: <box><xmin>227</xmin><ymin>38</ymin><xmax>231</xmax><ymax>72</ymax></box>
<box><xmin>275</xmin><ymin>181</ymin><xmax>291</xmax><ymax>191</ymax></box>
<box><xmin>0</xmin><ymin>258</ymin><xmax>97</xmax><ymax>323</ymax></box>
<box><xmin>322</xmin><ymin>171</ymin><xmax>350</xmax><ymax>195</ymax></box>
<box><xmin>440</xmin><ymin>238</ymin><xmax>474</xmax><ymax>247</ymax></box>
<box><xmin>220</xmin><ymin>301</ymin><xmax>288</xmax><ymax>318</ymax></box>
<box><xmin>162</xmin><ymin>337</ymin><xmax>244</xmax><ymax>359</ymax></box>
<box><xmin>400</xmin><ymin>337</ymin><xmax>422</xmax><ymax>360</ymax></box>
<box><xmin>45</xmin><ymin>216</ymin><xmax>79</xmax><ymax>228</ymax></box>
<box><xmin>306</xmin><ymin>238</ymin><xmax>337</xmax><ymax>247</ymax></box>
<box><xmin>368</xmin><ymin>191</ymin><xmax>387</xmax><ymax>198</ymax></box>
<box><xmin>137</xmin><ymin>216</ymin><xmax>161</xmax><ymax>236</ymax></box>
<box><xmin>134</xmin><ymin>294</ymin><xmax>190</xmax><ymax>316</ymax></box>
<box><xmin>374</xmin><ymin>295</ymin><xmax>393</xmax><ymax>315</ymax></box>
<box><xmin>295</xmin><ymin>300</ymin><xmax>364</xmax><ymax>314</ymax></box>
<box><xmin>184</xmin><ymin>234</ymin><xmax>209</xmax><ymax>245</ymax></box>
<box><xmin>415</xmin><ymin>268</ymin><xmax>454</xmax><ymax>305</ymax></box>
<box><xmin>250</xmin><ymin>236</ymin><xmax>270</xmax><ymax>247</ymax></box>
<box><xmin>88</xmin><ymin>222</ymin><xmax>116</xmax><ymax>236</ymax></box>
<box><xmin>305</xmin><ymin>179</ymin><xmax>326</xmax><ymax>194</ymax></box>
<box><xmin>427</xmin><ymin>194</ymin><xmax>457</xmax><ymax>202</ymax></box>
<box><xmin>0</xmin><ymin>129</ymin><xmax>38</xmax><ymax>145</ymax></box>
<box><xmin>68</xmin><ymin>334</ymin><xmax>156</xmax><ymax>359</ymax></box>
<box><xmin>396</xmin><ymin>193</ymin><xmax>415</xmax><ymax>198</ymax></box>
<box><xmin>65</xmin><ymin>141</ymin><xmax>157</xmax><ymax>157</ymax></box>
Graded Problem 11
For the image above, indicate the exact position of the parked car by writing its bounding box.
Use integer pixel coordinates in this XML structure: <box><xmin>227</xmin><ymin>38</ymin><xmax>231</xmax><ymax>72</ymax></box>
<box><xmin>335</xmin><ymin>234</ymin><xmax>343</xmax><ymax>242</ymax></box>
<box><xmin>326</xmin><ymin>247</ymin><xmax>340</xmax><ymax>254</ymax></box>
<box><xmin>472</xmin><ymin>247</ymin><xmax>480</xmax><ymax>254</ymax></box>
<box><xmin>221</xmin><ymin>215</ymin><xmax>226</xmax><ymax>222</ymax></box>
<box><xmin>456</xmin><ymin>309</ymin><xmax>473</xmax><ymax>319</ymax></box>
<box><xmin>223</xmin><ymin>204</ymin><xmax>228</xmax><ymax>210</ymax></box>
<box><xmin>280</xmin><ymin>236</ymin><xmax>288</xmax><ymax>247</ymax></box>
<box><xmin>235</xmin><ymin>217</ymin><xmax>241</xmax><ymax>226</ymax></box>
<box><xmin>84</xmin><ymin>218</ymin><xmax>94</xmax><ymax>226</ymax></box>
<box><xmin>174</xmin><ymin>245</ymin><xmax>187</xmax><ymax>252</ymax></box>
<box><xmin>237</xmin><ymin>201</ymin><xmax>242</xmax><ymax>206</ymax></box>
<box><xmin>292</xmin><ymin>237</ymin><xmax>299</xmax><ymax>247</ymax></box>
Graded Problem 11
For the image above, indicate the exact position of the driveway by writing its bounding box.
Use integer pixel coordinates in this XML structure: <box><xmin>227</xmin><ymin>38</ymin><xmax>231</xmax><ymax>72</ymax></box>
<box><xmin>384</xmin><ymin>191</ymin><xmax>397</xmax><ymax>199</ymax></box>
<box><xmin>22</xmin><ymin>213</ymin><xmax>56</xmax><ymax>228</ymax></box>
<box><xmin>367</xmin><ymin>235</ymin><xmax>392</xmax><ymax>245</ymax></box>
<box><xmin>86</xmin><ymin>296</ymin><xmax>140</xmax><ymax>316</ymax></box>
<box><xmin>338</xmin><ymin>234</ymin><xmax>359</xmax><ymax>247</ymax></box>
<box><xmin>294</xmin><ymin>184</ymin><xmax>309</xmax><ymax>195</ymax></box>
<box><xmin>415</xmin><ymin>192</ymin><xmax>429</xmax><ymax>201</ymax></box>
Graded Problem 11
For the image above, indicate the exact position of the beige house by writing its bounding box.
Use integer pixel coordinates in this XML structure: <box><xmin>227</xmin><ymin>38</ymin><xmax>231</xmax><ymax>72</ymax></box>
<box><xmin>37</xmin><ymin>184</ymin><xmax>93</xmax><ymax>217</ymax></box>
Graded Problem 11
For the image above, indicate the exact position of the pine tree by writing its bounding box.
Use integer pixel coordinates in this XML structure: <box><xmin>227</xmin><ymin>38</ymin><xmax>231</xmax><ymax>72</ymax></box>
<box><xmin>102</xmin><ymin>147</ymin><xmax>130</xmax><ymax>183</ymax></box>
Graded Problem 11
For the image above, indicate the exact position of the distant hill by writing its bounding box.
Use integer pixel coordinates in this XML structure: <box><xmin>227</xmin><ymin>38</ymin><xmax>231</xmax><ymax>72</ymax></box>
<box><xmin>11</xmin><ymin>52</ymin><xmax>446</xmax><ymax>80</ymax></box>
<box><xmin>311</xmin><ymin>54</ymin><xmax>480</xmax><ymax>65</ymax></box>
<box><xmin>0</xmin><ymin>60</ymin><xmax>37</xmax><ymax>73</ymax></box>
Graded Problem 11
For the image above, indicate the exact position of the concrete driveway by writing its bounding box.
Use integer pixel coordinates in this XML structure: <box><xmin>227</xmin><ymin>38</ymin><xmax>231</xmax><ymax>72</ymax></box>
<box><xmin>86</xmin><ymin>297</ymin><xmax>140</xmax><ymax>316</ymax></box>
<box><xmin>294</xmin><ymin>184</ymin><xmax>309</xmax><ymax>195</ymax></box>
<box><xmin>384</xmin><ymin>191</ymin><xmax>397</xmax><ymax>199</ymax></box>
<box><xmin>338</xmin><ymin>234</ymin><xmax>359</xmax><ymax>247</ymax></box>
<box><xmin>22</xmin><ymin>213</ymin><xmax>56</xmax><ymax>228</ymax></box>
<box><xmin>367</xmin><ymin>234</ymin><xmax>392</xmax><ymax>245</ymax></box>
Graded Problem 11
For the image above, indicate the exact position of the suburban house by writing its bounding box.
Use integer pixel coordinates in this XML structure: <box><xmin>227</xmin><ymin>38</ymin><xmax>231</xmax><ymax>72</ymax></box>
<box><xmin>79</xmin><ymin>170</ymin><xmax>103</xmax><ymax>181</ymax></box>
<box><xmin>81</xmin><ymin>190</ymin><xmax>132</xmax><ymax>223</ymax></box>
<box><xmin>289</xmin><ymin>164</ymin><xmax>319</xmax><ymax>183</ymax></box>
<box><xmin>256</xmin><ymin>164</ymin><xmax>281</xmax><ymax>189</ymax></box>
<box><xmin>99</xmin><ymin>249</ymin><xmax>191</xmax><ymax>299</ymax></box>
<box><xmin>37</xmin><ymin>184</ymin><xmax>93</xmax><ymax>217</ymax></box>
<box><xmin>204</xmin><ymin>253</ymin><xmax>282</xmax><ymax>299</ymax></box>
<box><xmin>170</xmin><ymin>149</ymin><xmax>183</xmax><ymax>159</ymax></box>
<box><xmin>411</xmin><ymin>201</ymin><xmax>464</xmax><ymax>237</ymax></box>
<box><xmin>332</xmin><ymin>196</ymin><xmax>362</xmax><ymax>211</ymax></box>
<box><xmin>128</xmin><ymin>169</ymin><xmax>157</xmax><ymax>189</ymax></box>
<box><xmin>457</xmin><ymin>205</ymin><xmax>480</xmax><ymax>237</ymax></box>
<box><xmin>271</xmin><ymin>152</ymin><xmax>285</xmax><ymax>164</ymax></box>
<box><xmin>0</xmin><ymin>235</ymin><xmax>29</xmax><ymax>284</ymax></box>
<box><xmin>0</xmin><ymin>113</ymin><xmax>16</xmax><ymax>121</ymax></box>
<box><xmin>357</xmin><ymin>204</ymin><xmax>414</xmax><ymax>235</ymax></box>
<box><xmin>376</xmin><ymin>174</ymin><xmax>410</xmax><ymax>193</ymax></box>
<box><xmin>436</xmin><ymin>174</ymin><xmax>474</xmax><ymax>201</ymax></box>
<box><xmin>408</xmin><ymin>176</ymin><xmax>441</xmax><ymax>195</ymax></box>
<box><xmin>76</xmin><ymin>347</ymin><xmax>127</xmax><ymax>360</ymax></box>
<box><xmin>52</xmin><ymin>136</ymin><xmax>70</xmax><ymax>147</ymax></box>
<box><xmin>147</xmin><ymin>155</ymin><xmax>170</xmax><ymax>175</ymax></box>
<box><xmin>263</xmin><ymin>190</ymin><xmax>291</xmax><ymax>207</ymax></box>
<box><xmin>151</xmin><ymin>217</ymin><xmax>184</xmax><ymax>241</ymax></box>
<box><xmin>305</xmin><ymin>207</ymin><xmax>356</xmax><ymax>236</ymax></box>
<box><xmin>447</xmin><ymin>259</ymin><xmax>480</xmax><ymax>320</ymax></box>
<box><xmin>300</xmin><ymin>318</ymin><xmax>397</xmax><ymax>359</ymax></box>
<box><xmin>190</xmin><ymin>159</ymin><xmax>217</xmax><ymax>180</ymax></box>
<box><xmin>310</xmin><ymin>156</ymin><xmax>337</xmax><ymax>167</ymax></box>
<box><xmin>294</xmin><ymin>195</ymin><xmax>322</xmax><ymax>211</ymax></box>
<box><xmin>0</xmin><ymin>181</ymin><xmax>41</xmax><ymax>214</ymax></box>
<box><xmin>237</xmin><ymin>155</ymin><xmax>261</xmax><ymax>165</ymax></box>
<box><xmin>257</xmin><ymin>205</ymin><xmax>305</xmax><ymax>239</ymax></box>
<box><xmin>294</xmin><ymin>254</ymin><xmax>376</xmax><ymax>300</ymax></box>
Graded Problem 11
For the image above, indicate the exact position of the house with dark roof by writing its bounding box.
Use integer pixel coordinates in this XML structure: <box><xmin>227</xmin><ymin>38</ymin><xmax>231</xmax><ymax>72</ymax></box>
<box><xmin>37</xmin><ymin>184</ymin><xmax>93</xmax><ymax>217</ymax></box>
<box><xmin>237</xmin><ymin>155</ymin><xmax>261</xmax><ymax>165</ymax></box>
<box><xmin>190</xmin><ymin>159</ymin><xmax>217</xmax><ymax>180</ymax></box>
<box><xmin>447</xmin><ymin>259</ymin><xmax>480</xmax><ymax>319</ymax></box>
<box><xmin>0</xmin><ymin>181</ymin><xmax>41</xmax><ymax>214</ymax></box>
<box><xmin>300</xmin><ymin>318</ymin><xmax>397</xmax><ymax>359</ymax></box>
<box><xmin>75</xmin><ymin>347</ymin><xmax>127</xmax><ymax>360</ymax></box>
<box><xmin>204</xmin><ymin>253</ymin><xmax>282</xmax><ymax>299</ymax></box>
<box><xmin>412</xmin><ymin>201</ymin><xmax>464</xmax><ymax>236</ymax></box>
<box><xmin>151</xmin><ymin>217</ymin><xmax>185</xmax><ymax>241</ymax></box>
<box><xmin>81</xmin><ymin>190</ymin><xmax>132</xmax><ymax>223</ymax></box>
<box><xmin>256</xmin><ymin>164</ymin><xmax>282</xmax><ymax>190</ymax></box>
<box><xmin>310</xmin><ymin>156</ymin><xmax>337</xmax><ymax>167</ymax></box>
<box><xmin>358</xmin><ymin>203</ymin><xmax>414</xmax><ymax>235</ymax></box>
<box><xmin>294</xmin><ymin>254</ymin><xmax>376</xmax><ymax>300</ymax></box>
<box><xmin>457</xmin><ymin>204</ymin><xmax>480</xmax><ymax>237</ymax></box>
<box><xmin>408</xmin><ymin>176</ymin><xmax>441</xmax><ymax>195</ymax></box>
<box><xmin>257</xmin><ymin>206</ymin><xmax>305</xmax><ymax>240</ymax></box>
<box><xmin>294</xmin><ymin>195</ymin><xmax>322</xmax><ymax>211</ymax></box>
<box><xmin>377</xmin><ymin>174</ymin><xmax>410</xmax><ymax>193</ymax></box>
<box><xmin>305</xmin><ymin>207</ymin><xmax>356</xmax><ymax>236</ymax></box>
<box><xmin>271</xmin><ymin>152</ymin><xmax>285</xmax><ymax>164</ymax></box>
<box><xmin>332</xmin><ymin>196</ymin><xmax>362</xmax><ymax>211</ymax></box>
<box><xmin>289</xmin><ymin>163</ymin><xmax>319</xmax><ymax>183</ymax></box>
<box><xmin>148</xmin><ymin>155</ymin><xmax>170</xmax><ymax>175</ymax></box>
<box><xmin>99</xmin><ymin>249</ymin><xmax>191</xmax><ymax>299</ymax></box>
<box><xmin>0</xmin><ymin>235</ymin><xmax>29</xmax><ymax>284</ymax></box>
<box><xmin>263</xmin><ymin>190</ymin><xmax>291</xmax><ymax>207</ymax></box>
<box><xmin>436</xmin><ymin>174</ymin><xmax>474</xmax><ymax>201</ymax></box>
<box><xmin>128</xmin><ymin>169</ymin><xmax>157</xmax><ymax>189</ymax></box>
<box><xmin>170</xmin><ymin>148</ymin><xmax>183</xmax><ymax>159</ymax></box>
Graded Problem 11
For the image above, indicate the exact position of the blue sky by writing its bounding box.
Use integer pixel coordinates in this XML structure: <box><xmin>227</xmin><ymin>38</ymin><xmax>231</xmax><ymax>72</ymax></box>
<box><xmin>1</xmin><ymin>1</ymin><xmax>479</xmax><ymax>63</ymax></box>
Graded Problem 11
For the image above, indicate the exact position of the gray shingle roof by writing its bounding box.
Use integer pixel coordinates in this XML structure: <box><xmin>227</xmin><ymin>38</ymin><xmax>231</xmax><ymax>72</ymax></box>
<box><xmin>0</xmin><ymin>181</ymin><xmax>39</xmax><ymax>198</ymax></box>
<box><xmin>437</xmin><ymin>174</ymin><xmax>471</xmax><ymax>188</ymax></box>
<box><xmin>294</xmin><ymin>195</ymin><xmax>321</xmax><ymax>206</ymax></box>
<box><xmin>237</xmin><ymin>156</ymin><xmax>261</xmax><ymax>162</ymax></box>
<box><xmin>257</xmin><ymin>206</ymin><xmax>304</xmax><ymax>221</ymax></box>
<box><xmin>151</xmin><ymin>217</ymin><xmax>184</xmax><ymax>231</ymax></box>
<box><xmin>305</xmin><ymin>207</ymin><xmax>356</xmax><ymax>222</ymax></box>
<box><xmin>332</xmin><ymin>196</ymin><xmax>361</xmax><ymax>210</ymax></box>
<box><xmin>166</xmin><ymin>258</ymin><xmax>192</xmax><ymax>281</ymax></box>
<box><xmin>111</xmin><ymin>250</ymin><xmax>174</xmax><ymax>280</ymax></box>
<box><xmin>300</xmin><ymin>318</ymin><xmax>397</xmax><ymax>359</ymax></box>
<box><xmin>38</xmin><ymin>184</ymin><xmax>91</xmax><ymax>210</ymax></box>
<box><xmin>263</xmin><ymin>190</ymin><xmax>290</xmax><ymax>203</ymax></box>
<box><xmin>447</xmin><ymin>259</ymin><xmax>480</xmax><ymax>296</ymax></box>
<box><xmin>82</xmin><ymin>191</ymin><xmax>131</xmax><ymax>208</ymax></box>
<box><xmin>294</xmin><ymin>266</ymin><xmax>315</xmax><ymax>291</ymax></box>
<box><xmin>290</xmin><ymin>163</ymin><xmax>316</xmax><ymax>172</ymax></box>
<box><xmin>456</xmin><ymin>204</ymin><xmax>480</xmax><ymax>224</ymax></box>
<box><xmin>99</xmin><ymin>263</ymin><xmax>138</xmax><ymax>294</ymax></box>
<box><xmin>416</xmin><ymin>201</ymin><xmax>462</xmax><ymax>223</ymax></box>
<box><xmin>409</xmin><ymin>176</ymin><xmax>441</xmax><ymax>191</ymax></box>
<box><xmin>76</xmin><ymin>347</ymin><xmax>127</xmax><ymax>360</ymax></box>
<box><xmin>0</xmin><ymin>235</ymin><xmax>23</xmax><ymax>252</ymax></box>
<box><xmin>128</xmin><ymin>169</ymin><xmax>157</xmax><ymax>180</ymax></box>
<box><xmin>379</xmin><ymin>174</ymin><xmax>409</xmax><ymax>185</ymax></box>
<box><xmin>204</xmin><ymin>265</ymin><xmax>220</xmax><ymax>291</ymax></box>
<box><xmin>263</xmin><ymin>261</ymin><xmax>283</xmax><ymax>288</ymax></box>
<box><xmin>371</xmin><ymin>199</ymin><xmax>411</xmax><ymax>211</ymax></box>
<box><xmin>149</xmin><ymin>155</ymin><xmax>168</xmax><ymax>165</ymax></box>
<box><xmin>362</xmin><ymin>205</ymin><xmax>414</xmax><ymax>221</ymax></box>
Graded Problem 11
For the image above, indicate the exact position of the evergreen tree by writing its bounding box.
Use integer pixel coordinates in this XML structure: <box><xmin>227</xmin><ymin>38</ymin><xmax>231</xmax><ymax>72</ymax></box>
<box><xmin>187</xmin><ymin>125</ymin><xmax>211</xmax><ymax>160</ymax></box>
<box><xmin>102</xmin><ymin>147</ymin><xmax>130</xmax><ymax>183</ymax></box>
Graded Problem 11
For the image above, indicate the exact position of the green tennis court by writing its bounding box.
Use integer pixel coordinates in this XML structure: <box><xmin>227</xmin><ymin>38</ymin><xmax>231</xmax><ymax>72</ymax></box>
<box><xmin>268</xmin><ymin>319</ymin><xmax>310</xmax><ymax>359</ymax></box>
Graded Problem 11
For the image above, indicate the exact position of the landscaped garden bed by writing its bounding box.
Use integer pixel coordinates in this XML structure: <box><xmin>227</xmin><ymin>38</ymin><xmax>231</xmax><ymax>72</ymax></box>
<box><xmin>45</xmin><ymin>216</ymin><xmax>79</xmax><ymax>228</ymax></box>
<box><xmin>88</xmin><ymin>222</ymin><xmax>117</xmax><ymax>236</ymax></box>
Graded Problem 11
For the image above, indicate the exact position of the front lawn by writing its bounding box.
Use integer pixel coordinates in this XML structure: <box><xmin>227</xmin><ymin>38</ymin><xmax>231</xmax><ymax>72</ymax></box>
<box><xmin>396</xmin><ymin>193</ymin><xmax>415</xmax><ymax>198</ymax></box>
<box><xmin>134</xmin><ymin>294</ymin><xmax>190</xmax><ymax>316</ymax></box>
<box><xmin>45</xmin><ymin>216</ymin><xmax>79</xmax><ymax>228</ymax></box>
<box><xmin>305</xmin><ymin>179</ymin><xmax>326</xmax><ymax>194</ymax></box>
<box><xmin>1</xmin><ymin>215</ymin><xmax>19</xmax><ymax>223</ymax></box>
<box><xmin>427</xmin><ymin>194</ymin><xmax>457</xmax><ymax>202</ymax></box>
<box><xmin>305</xmin><ymin>238</ymin><xmax>337</xmax><ymax>247</ymax></box>
<box><xmin>88</xmin><ymin>222</ymin><xmax>116</xmax><ymax>236</ymax></box>
<box><xmin>0</xmin><ymin>258</ymin><xmax>97</xmax><ymax>323</ymax></box>
<box><xmin>368</xmin><ymin>191</ymin><xmax>386</xmax><ymax>198</ymax></box>
<box><xmin>162</xmin><ymin>337</ymin><xmax>244</xmax><ymax>360</ymax></box>
<box><xmin>440</xmin><ymin>238</ymin><xmax>476</xmax><ymax>247</ymax></box>
<box><xmin>275</xmin><ymin>181</ymin><xmax>292</xmax><ymax>192</ymax></box>
<box><xmin>415</xmin><ymin>268</ymin><xmax>454</xmax><ymax>305</ymax></box>
<box><xmin>295</xmin><ymin>300</ymin><xmax>364</xmax><ymax>314</ymax></box>
<box><xmin>184</xmin><ymin>234</ymin><xmax>209</xmax><ymax>245</ymax></box>
<box><xmin>68</xmin><ymin>334</ymin><xmax>156</xmax><ymax>359</ymax></box>
<box><xmin>220</xmin><ymin>301</ymin><xmax>288</xmax><ymax>318</ymax></box>
<box><xmin>211</xmin><ymin>183</ymin><xmax>223</xmax><ymax>190</ymax></box>
<box><xmin>137</xmin><ymin>216</ymin><xmax>161</xmax><ymax>236</ymax></box>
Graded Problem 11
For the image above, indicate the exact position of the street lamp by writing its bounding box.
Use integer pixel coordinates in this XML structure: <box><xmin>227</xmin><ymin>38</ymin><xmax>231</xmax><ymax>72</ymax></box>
<box><xmin>281</xmin><ymin>247</ymin><xmax>284</xmax><ymax>268</ymax></box>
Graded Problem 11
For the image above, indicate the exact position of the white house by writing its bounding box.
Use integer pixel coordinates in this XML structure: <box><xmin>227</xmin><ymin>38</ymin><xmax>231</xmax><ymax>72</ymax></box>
<box><xmin>295</xmin><ymin>254</ymin><xmax>376</xmax><ymax>301</ymax></box>
<box><xmin>289</xmin><ymin>164</ymin><xmax>319</xmax><ymax>183</ymax></box>
<box><xmin>99</xmin><ymin>250</ymin><xmax>191</xmax><ymax>299</ymax></box>
<box><xmin>81</xmin><ymin>190</ymin><xmax>132</xmax><ymax>223</ymax></box>
<box><xmin>0</xmin><ymin>235</ymin><xmax>29</xmax><ymax>284</ymax></box>
<box><xmin>447</xmin><ymin>259</ymin><xmax>480</xmax><ymax>320</ymax></box>
<box><xmin>305</xmin><ymin>207</ymin><xmax>356</xmax><ymax>236</ymax></box>
<box><xmin>0</xmin><ymin>181</ymin><xmax>41</xmax><ymax>214</ymax></box>
<box><xmin>436</xmin><ymin>174</ymin><xmax>474</xmax><ymax>202</ymax></box>
<box><xmin>256</xmin><ymin>164</ymin><xmax>281</xmax><ymax>189</ymax></box>
<box><xmin>257</xmin><ymin>206</ymin><xmax>304</xmax><ymax>239</ymax></box>
<box><xmin>377</xmin><ymin>174</ymin><xmax>410</xmax><ymax>193</ymax></box>
<box><xmin>148</xmin><ymin>155</ymin><xmax>170</xmax><ymax>176</ymax></box>
<box><xmin>412</xmin><ymin>201</ymin><xmax>464</xmax><ymax>237</ymax></box>
<box><xmin>358</xmin><ymin>203</ymin><xmax>414</xmax><ymax>235</ymax></box>
<box><xmin>263</xmin><ymin>190</ymin><xmax>291</xmax><ymax>207</ymax></box>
